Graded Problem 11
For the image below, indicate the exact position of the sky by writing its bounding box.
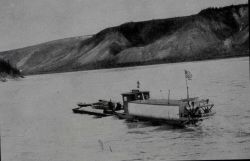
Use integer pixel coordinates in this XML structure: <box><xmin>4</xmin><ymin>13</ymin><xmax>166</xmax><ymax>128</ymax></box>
<box><xmin>0</xmin><ymin>0</ymin><xmax>248</xmax><ymax>51</ymax></box>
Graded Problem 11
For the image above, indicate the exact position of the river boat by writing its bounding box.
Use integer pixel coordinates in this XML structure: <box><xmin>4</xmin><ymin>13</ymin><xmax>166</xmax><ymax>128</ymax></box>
<box><xmin>73</xmin><ymin>70</ymin><xmax>215</xmax><ymax>126</ymax></box>
<box><xmin>116</xmin><ymin>70</ymin><xmax>215</xmax><ymax>126</ymax></box>
<box><xmin>117</xmin><ymin>89</ymin><xmax>215</xmax><ymax>126</ymax></box>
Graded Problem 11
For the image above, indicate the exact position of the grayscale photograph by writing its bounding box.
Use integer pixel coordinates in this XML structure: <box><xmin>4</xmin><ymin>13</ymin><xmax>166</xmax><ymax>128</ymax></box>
<box><xmin>0</xmin><ymin>0</ymin><xmax>249</xmax><ymax>161</ymax></box>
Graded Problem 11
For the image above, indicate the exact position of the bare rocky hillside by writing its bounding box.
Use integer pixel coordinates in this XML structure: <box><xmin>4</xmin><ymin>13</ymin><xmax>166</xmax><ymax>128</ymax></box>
<box><xmin>0</xmin><ymin>4</ymin><xmax>248</xmax><ymax>75</ymax></box>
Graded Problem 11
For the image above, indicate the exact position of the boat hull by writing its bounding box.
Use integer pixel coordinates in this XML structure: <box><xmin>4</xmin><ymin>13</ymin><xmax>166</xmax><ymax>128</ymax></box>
<box><xmin>114</xmin><ymin>112</ymin><xmax>134</xmax><ymax>120</ymax></box>
<box><xmin>134</xmin><ymin>116</ymin><xmax>188</xmax><ymax>127</ymax></box>
<box><xmin>117</xmin><ymin>113</ymin><xmax>198</xmax><ymax>127</ymax></box>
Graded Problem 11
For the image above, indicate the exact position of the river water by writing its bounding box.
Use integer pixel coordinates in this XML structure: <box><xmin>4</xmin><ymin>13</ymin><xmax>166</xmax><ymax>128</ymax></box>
<box><xmin>0</xmin><ymin>57</ymin><xmax>249</xmax><ymax>161</ymax></box>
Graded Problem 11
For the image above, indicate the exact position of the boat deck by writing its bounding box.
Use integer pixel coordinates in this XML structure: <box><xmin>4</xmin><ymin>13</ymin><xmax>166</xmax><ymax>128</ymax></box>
<box><xmin>72</xmin><ymin>106</ymin><xmax>113</xmax><ymax>117</ymax></box>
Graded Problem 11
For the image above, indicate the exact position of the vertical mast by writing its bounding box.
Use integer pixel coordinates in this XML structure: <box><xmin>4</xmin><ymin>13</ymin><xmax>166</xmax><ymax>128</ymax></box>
<box><xmin>184</xmin><ymin>70</ymin><xmax>192</xmax><ymax>100</ymax></box>
<box><xmin>185</xmin><ymin>74</ymin><xmax>189</xmax><ymax>99</ymax></box>
<box><xmin>168</xmin><ymin>90</ymin><xmax>170</xmax><ymax>104</ymax></box>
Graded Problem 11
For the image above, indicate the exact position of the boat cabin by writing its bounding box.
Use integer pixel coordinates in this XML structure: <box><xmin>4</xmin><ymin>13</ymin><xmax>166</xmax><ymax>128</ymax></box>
<box><xmin>121</xmin><ymin>89</ymin><xmax>150</xmax><ymax>113</ymax></box>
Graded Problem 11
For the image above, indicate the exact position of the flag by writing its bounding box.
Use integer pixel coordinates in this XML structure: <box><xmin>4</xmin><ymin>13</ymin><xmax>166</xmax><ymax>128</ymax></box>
<box><xmin>137</xmin><ymin>81</ymin><xmax>140</xmax><ymax>89</ymax></box>
<box><xmin>185</xmin><ymin>70</ymin><xmax>192</xmax><ymax>80</ymax></box>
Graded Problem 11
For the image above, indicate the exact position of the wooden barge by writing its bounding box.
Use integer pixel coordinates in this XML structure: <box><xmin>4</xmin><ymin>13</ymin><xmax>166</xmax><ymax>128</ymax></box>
<box><xmin>72</xmin><ymin>100</ymin><xmax>122</xmax><ymax>117</ymax></box>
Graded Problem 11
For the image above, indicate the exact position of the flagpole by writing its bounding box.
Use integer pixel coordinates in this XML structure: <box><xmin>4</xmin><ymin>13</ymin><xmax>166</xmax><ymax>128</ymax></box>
<box><xmin>185</xmin><ymin>72</ymin><xmax>189</xmax><ymax>99</ymax></box>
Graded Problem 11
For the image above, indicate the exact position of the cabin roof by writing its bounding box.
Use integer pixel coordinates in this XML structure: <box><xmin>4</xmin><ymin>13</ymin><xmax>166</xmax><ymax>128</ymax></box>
<box><xmin>121</xmin><ymin>90</ymin><xmax>150</xmax><ymax>96</ymax></box>
<box><xmin>130</xmin><ymin>99</ymin><xmax>182</xmax><ymax>106</ymax></box>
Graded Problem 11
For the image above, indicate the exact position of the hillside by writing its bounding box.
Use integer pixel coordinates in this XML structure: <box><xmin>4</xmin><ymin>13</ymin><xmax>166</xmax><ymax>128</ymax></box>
<box><xmin>0</xmin><ymin>4</ymin><xmax>248</xmax><ymax>75</ymax></box>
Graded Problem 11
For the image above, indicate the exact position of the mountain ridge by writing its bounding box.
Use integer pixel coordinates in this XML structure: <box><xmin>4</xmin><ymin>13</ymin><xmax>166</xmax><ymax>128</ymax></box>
<box><xmin>0</xmin><ymin>4</ymin><xmax>248</xmax><ymax>75</ymax></box>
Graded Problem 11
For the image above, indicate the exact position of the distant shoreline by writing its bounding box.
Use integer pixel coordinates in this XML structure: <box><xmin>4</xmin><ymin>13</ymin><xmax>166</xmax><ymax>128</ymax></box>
<box><xmin>0</xmin><ymin>58</ymin><xmax>23</xmax><ymax>82</ymax></box>
<box><xmin>24</xmin><ymin>55</ymin><xmax>249</xmax><ymax>76</ymax></box>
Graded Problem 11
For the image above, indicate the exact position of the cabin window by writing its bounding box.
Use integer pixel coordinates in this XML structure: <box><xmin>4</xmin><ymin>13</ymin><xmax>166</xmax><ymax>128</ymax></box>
<box><xmin>124</xmin><ymin>96</ymin><xmax>127</xmax><ymax>101</ymax></box>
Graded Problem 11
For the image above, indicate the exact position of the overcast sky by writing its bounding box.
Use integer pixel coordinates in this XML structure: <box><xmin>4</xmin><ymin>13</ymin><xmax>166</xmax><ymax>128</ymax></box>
<box><xmin>0</xmin><ymin>0</ymin><xmax>248</xmax><ymax>51</ymax></box>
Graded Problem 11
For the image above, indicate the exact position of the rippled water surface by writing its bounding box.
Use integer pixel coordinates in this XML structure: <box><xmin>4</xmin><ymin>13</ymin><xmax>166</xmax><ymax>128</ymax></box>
<box><xmin>0</xmin><ymin>57</ymin><xmax>249</xmax><ymax>161</ymax></box>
